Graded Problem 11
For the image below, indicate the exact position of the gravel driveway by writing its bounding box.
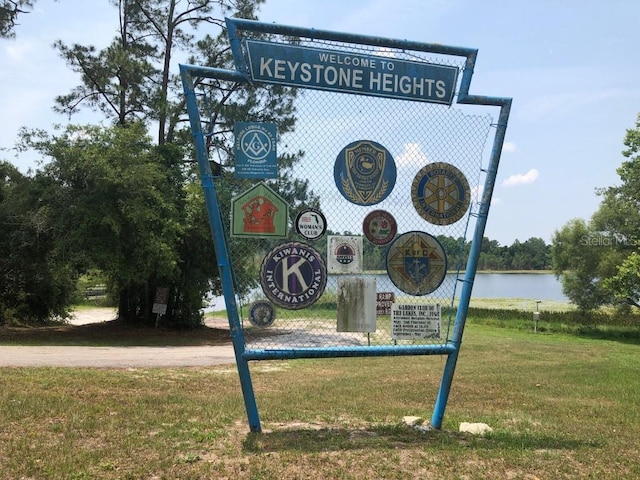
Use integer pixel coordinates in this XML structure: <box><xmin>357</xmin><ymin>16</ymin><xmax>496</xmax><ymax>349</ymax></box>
<box><xmin>0</xmin><ymin>309</ymin><xmax>236</xmax><ymax>368</ymax></box>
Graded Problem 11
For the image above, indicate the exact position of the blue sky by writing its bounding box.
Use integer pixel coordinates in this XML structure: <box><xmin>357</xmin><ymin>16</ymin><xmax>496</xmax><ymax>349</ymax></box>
<box><xmin>2</xmin><ymin>0</ymin><xmax>639</xmax><ymax>246</ymax></box>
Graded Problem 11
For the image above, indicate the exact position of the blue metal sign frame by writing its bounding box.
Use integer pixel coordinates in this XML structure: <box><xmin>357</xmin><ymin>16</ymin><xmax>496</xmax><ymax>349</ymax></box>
<box><xmin>179</xmin><ymin>17</ymin><xmax>512</xmax><ymax>433</ymax></box>
<box><xmin>245</xmin><ymin>40</ymin><xmax>458</xmax><ymax>104</ymax></box>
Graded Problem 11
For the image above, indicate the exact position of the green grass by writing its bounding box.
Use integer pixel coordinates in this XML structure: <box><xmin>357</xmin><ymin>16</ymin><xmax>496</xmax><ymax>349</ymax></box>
<box><xmin>1</xmin><ymin>325</ymin><xmax>639</xmax><ymax>479</ymax></box>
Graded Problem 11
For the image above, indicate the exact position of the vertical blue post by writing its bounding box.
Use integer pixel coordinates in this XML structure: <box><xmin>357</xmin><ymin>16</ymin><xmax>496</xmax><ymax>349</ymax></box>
<box><xmin>180</xmin><ymin>65</ymin><xmax>262</xmax><ymax>432</ymax></box>
<box><xmin>431</xmin><ymin>97</ymin><xmax>512</xmax><ymax>429</ymax></box>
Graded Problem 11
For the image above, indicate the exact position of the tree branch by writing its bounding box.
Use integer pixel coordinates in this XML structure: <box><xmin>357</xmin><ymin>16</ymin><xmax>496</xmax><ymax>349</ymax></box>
<box><xmin>0</xmin><ymin>0</ymin><xmax>33</xmax><ymax>38</ymax></box>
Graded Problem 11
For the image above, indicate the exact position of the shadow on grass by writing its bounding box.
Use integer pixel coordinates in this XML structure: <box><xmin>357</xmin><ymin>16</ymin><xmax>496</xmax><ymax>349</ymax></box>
<box><xmin>573</xmin><ymin>327</ymin><xmax>640</xmax><ymax>345</ymax></box>
<box><xmin>242</xmin><ymin>423</ymin><xmax>599</xmax><ymax>454</ymax></box>
<box><xmin>0</xmin><ymin>319</ymin><xmax>234</xmax><ymax>347</ymax></box>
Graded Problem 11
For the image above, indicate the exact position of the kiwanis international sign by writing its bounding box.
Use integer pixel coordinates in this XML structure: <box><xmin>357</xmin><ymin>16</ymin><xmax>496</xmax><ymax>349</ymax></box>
<box><xmin>245</xmin><ymin>40</ymin><xmax>458</xmax><ymax>105</ymax></box>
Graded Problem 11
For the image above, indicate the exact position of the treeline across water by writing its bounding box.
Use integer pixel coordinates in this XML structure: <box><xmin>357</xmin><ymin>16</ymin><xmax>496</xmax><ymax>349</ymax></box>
<box><xmin>359</xmin><ymin>235</ymin><xmax>551</xmax><ymax>272</ymax></box>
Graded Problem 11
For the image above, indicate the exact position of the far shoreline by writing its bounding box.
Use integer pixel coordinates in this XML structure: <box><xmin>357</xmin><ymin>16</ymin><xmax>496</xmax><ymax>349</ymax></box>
<box><xmin>364</xmin><ymin>270</ymin><xmax>555</xmax><ymax>275</ymax></box>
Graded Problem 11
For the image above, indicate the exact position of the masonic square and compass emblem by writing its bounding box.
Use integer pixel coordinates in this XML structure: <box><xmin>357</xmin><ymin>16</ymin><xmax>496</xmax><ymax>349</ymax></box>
<box><xmin>334</xmin><ymin>140</ymin><xmax>396</xmax><ymax>206</ymax></box>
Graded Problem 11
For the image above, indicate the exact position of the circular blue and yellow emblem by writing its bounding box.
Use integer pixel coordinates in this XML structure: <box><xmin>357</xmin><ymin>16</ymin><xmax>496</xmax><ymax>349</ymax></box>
<box><xmin>411</xmin><ymin>162</ymin><xmax>470</xmax><ymax>225</ymax></box>
<box><xmin>260</xmin><ymin>241</ymin><xmax>327</xmax><ymax>310</ymax></box>
<box><xmin>248</xmin><ymin>300</ymin><xmax>276</xmax><ymax>328</ymax></box>
<box><xmin>334</xmin><ymin>140</ymin><xmax>396</xmax><ymax>206</ymax></box>
<box><xmin>386</xmin><ymin>231</ymin><xmax>447</xmax><ymax>295</ymax></box>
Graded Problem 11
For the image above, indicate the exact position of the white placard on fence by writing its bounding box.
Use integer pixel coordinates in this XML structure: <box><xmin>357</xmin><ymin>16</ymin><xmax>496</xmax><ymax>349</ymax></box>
<box><xmin>391</xmin><ymin>303</ymin><xmax>441</xmax><ymax>340</ymax></box>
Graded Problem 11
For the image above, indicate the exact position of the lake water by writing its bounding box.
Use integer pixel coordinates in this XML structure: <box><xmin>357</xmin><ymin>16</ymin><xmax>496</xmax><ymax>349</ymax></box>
<box><xmin>208</xmin><ymin>272</ymin><xmax>567</xmax><ymax>310</ymax></box>
<box><xmin>325</xmin><ymin>272</ymin><xmax>567</xmax><ymax>302</ymax></box>
<box><xmin>454</xmin><ymin>272</ymin><xmax>566</xmax><ymax>301</ymax></box>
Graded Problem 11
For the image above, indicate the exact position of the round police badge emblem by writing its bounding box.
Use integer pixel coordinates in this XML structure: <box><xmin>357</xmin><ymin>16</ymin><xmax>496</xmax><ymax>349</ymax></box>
<box><xmin>334</xmin><ymin>140</ymin><xmax>396</xmax><ymax>206</ymax></box>
<box><xmin>260</xmin><ymin>241</ymin><xmax>327</xmax><ymax>310</ymax></box>
<box><xmin>411</xmin><ymin>162</ymin><xmax>471</xmax><ymax>225</ymax></box>
<box><xmin>363</xmin><ymin>210</ymin><xmax>397</xmax><ymax>246</ymax></box>
<box><xmin>295</xmin><ymin>208</ymin><xmax>327</xmax><ymax>241</ymax></box>
<box><xmin>248</xmin><ymin>300</ymin><xmax>276</xmax><ymax>328</ymax></box>
<box><xmin>386</xmin><ymin>231</ymin><xmax>448</xmax><ymax>295</ymax></box>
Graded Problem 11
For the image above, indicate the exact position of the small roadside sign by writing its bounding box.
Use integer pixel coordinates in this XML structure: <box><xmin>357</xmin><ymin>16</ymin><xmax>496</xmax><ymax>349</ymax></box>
<box><xmin>376</xmin><ymin>292</ymin><xmax>395</xmax><ymax>315</ymax></box>
<box><xmin>152</xmin><ymin>287</ymin><xmax>170</xmax><ymax>316</ymax></box>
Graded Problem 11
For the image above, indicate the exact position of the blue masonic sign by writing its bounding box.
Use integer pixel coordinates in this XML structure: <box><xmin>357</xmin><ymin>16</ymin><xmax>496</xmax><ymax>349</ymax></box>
<box><xmin>234</xmin><ymin>122</ymin><xmax>277</xmax><ymax>178</ymax></box>
<box><xmin>245</xmin><ymin>40</ymin><xmax>458</xmax><ymax>105</ymax></box>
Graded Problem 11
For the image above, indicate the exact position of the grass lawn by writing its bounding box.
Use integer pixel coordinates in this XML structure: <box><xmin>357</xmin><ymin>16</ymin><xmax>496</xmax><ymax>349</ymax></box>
<box><xmin>1</xmin><ymin>322</ymin><xmax>639</xmax><ymax>479</ymax></box>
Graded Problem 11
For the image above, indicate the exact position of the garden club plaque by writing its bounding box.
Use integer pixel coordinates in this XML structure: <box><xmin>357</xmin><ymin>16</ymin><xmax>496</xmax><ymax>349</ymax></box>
<box><xmin>411</xmin><ymin>162</ymin><xmax>471</xmax><ymax>225</ymax></box>
<box><xmin>386</xmin><ymin>231</ymin><xmax>447</xmax><ymax>295</ymax></box>
<box><xmin>260</xmin><ymin>241</ymin><xmax>327</xmax><ymax>310</ymax></box>
<box><xmin>334</xmin><ymin>140</ymin><xmax>396</xmax><ymax>206</ymax></box>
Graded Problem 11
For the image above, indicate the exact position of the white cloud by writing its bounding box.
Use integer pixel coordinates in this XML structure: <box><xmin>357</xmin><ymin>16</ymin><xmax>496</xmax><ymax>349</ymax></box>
<box><xmin>501</xmin><ymin>169</ymin><xmax>539</xmax><ymax>187</ymax></box>
<box><xmin>502</xmin><ymin>141</ymin><xmax>517</xmax><ymax>153</ymax></box>
<box><xmin>3</xmin><ymin>41</ymin><xmax>34</xmax><ymax>62</ymax></box>
<box><xmin>395</xmin><ymin>142</ymin><xmax>429</xmax><ymax>166</ymax></box>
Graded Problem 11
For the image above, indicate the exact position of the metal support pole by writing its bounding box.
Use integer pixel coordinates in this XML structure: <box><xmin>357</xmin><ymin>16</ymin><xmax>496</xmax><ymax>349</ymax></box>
<box><xmin>180</xmin><ymin>66</ymin><xmax>261</xmax><ymax>432</ymax></box>
<box><xmin>431</xmin><ymin>98</ymin><xmax>512</xmax><ymax>429</ymax></box>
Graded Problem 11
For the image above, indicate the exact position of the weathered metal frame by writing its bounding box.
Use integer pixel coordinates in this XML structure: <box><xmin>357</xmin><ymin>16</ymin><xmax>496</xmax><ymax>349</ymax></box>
<box><xmin>180</xmin><ymin>17</ymin><xmax>512</xmax><ymax>433</ymax></box>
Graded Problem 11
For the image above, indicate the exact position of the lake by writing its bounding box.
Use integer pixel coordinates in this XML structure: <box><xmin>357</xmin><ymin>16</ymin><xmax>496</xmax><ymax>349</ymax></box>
<box><xmin>452</xmin><ymin>272</ymin><xmax>566</xmax><ymax>301</ymax></box>
<box><xmin>207</xmin><ymin>272</ymin><xmax>567</xmax><ymax>310</ymax></box>
<box><xmin>325</xmin><ymin>272</ymin><xmax>567</xmax><ymax>302</ymax></box>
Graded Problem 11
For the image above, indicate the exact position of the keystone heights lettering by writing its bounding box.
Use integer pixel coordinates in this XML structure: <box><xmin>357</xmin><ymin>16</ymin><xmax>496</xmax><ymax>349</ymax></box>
<box><xmin>245</xmin><ymin>40</ymin><xmax>458</xmax><ymax>105</ymax></box>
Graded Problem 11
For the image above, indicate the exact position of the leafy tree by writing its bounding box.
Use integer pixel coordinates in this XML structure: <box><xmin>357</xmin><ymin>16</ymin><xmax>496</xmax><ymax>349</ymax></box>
<box><xmin>552</xmin><ymin>116</ymin><xmax>640</xmax><ymax>310</ymax></box>
<box><xmin>436</xmin><ymin>235</ymin><xmax>468</xmax><ymax>271</ymax></box>
<box><xmin>552</xmin><ymin>115</ymin><xmax>640</xmax><ymax>310</ymax></box>
<box><xmin>550</xmin><ymin>158</ymin><xmax>636</xmax><ymax>312</ymax></box>
<box><xmin>32</xmin><ymin>0</ymin><xmax>314</xmax><ymax>325</ymax></box>
<box><xmin>54</xmin><ymin>0</ymin><xmax>264</xmax><ymax>144</ymax></box>
<box><xmin>522</xmin><ymin>237</ymin><xmax>551</xmax><ymax>269</ymax></box>
<box><xmin>0</xmin><ymin>0</ymin><xmax>34</xmax><ymax>38</ymax></box>
<box><xmin>593</xmin><ymin>113</ymin><xmax>640</xmax><ymax>307</ymax></box>
<box><xmin>477</xmin><ymin>237</ymin><xmax>506</xmax><ymax>270</ymax></box>
<box><xmin>504</xmin><ymin>237</ymin><xmax>550</xmax><ymax>270</ymax></box>
<box><xmin>551</xmin><ymin>218</ymin><xmax>613</xmax><ymax>312</ymax></box>
<box><xmin>22</xmin><ymin>123</ymin><xmax>190</xmax><ymax>323</ymax></box>
<box><xmin>0</xmin><ymin>160</ymin><xmax>76</xmax><ymax>324</ymax></box>
<box><xmin>604</xmin><ymin>252</ymin><xmax>640</xmax><ymax>308</ymax></box>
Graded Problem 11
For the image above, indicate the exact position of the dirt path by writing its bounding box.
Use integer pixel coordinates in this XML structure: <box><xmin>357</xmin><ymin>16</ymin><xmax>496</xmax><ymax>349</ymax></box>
<box><xmin>0</xmin><ymin>308</ymin><xmax>236</xmax><ymax>368</ymax></box>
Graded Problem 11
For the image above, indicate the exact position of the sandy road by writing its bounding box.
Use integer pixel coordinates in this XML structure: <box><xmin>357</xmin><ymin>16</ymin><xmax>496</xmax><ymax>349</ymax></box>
<box><xmin>0</xmin><ymin>309</ymin><xmax>236</xmax><ymax>368</ymax></box>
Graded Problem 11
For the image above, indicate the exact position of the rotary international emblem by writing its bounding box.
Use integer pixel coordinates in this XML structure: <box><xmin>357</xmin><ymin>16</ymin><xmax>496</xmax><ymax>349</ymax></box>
<box><xmin>260</xmin><ymin>241</ymin><xmax>327</xmax><ymax>310</ymax></box>
<box><xmin>411</xmin><ymin>162</ymin><xmax>470</xmax><ymax>225</ymax></box>
<box><xmin>386</xmin><ymin>231</ymin><xmax>447</xmax><ymax>295</ymax></box>
<box><xmin>334</xmin><ymin>140</ymin><xmax>396</xmax><ymax>206</ymax></box>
